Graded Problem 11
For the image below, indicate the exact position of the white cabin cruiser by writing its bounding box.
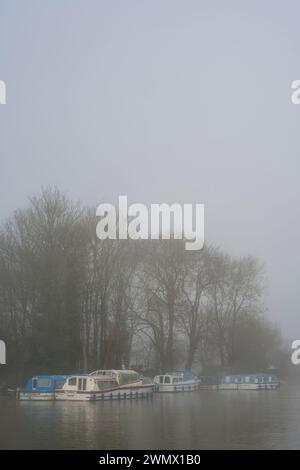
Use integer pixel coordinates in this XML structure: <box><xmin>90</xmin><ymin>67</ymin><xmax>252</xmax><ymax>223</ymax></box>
<box><xmin>55</xmin><ymin>369</ymin><xmax>154</xmax><ymax>401</ymax></box>
<box><xmin>153</xmin><ymin>371</ymin><xmax>200</xmax><ymax>392</ymax></box>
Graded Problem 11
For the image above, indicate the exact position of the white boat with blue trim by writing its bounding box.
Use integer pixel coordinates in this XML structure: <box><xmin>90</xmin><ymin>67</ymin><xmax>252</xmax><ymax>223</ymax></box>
<box><xmin>218</xmin><ymin>373</ymin><xmax>280</xmax><ymax>390</ymax></box>
<box><xmin>153</xmin><ymin>371</ymin><xmax>200</xmax><ymax>392</ymax></box>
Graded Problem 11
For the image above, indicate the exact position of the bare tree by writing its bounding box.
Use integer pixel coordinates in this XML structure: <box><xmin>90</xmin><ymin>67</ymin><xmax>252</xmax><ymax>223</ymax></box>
<box><xmin>207</xmin><ymin>250</ymin><xmax>264</xmax><ymax>369</ymax></box>
<box><xmin>138</xmin><ymin>240</ymin><xmax>185</xmax><ymax>372</ymax></box>
<box><xmin>0</xmin><ymin>188</ymin><xmax>284</xmax><ymax>384</ymax></box>
<box><xmin>178</xmin><ymin>247</ymin><xmax>212</xmax><ymax>369</ymax></box>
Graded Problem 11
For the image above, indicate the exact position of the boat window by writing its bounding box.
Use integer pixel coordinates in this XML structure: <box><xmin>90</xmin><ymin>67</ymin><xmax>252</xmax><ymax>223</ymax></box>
<box><xmin>97</xmin><ymin>380</ymin><xmax>116</xmax><ymax>390</ymax></box>
<box><xmin>68</xmin><ymin>377</ymin><xmax>77</xmax><ymax>386</ymax></box>
<box><xmin>269</xmin><ymin>376</ymin><xmax>272</xmax><ymax>382</ymax></box>
<box><xmin>32</xmin><ymin>378</ymin><xmax>38</xmax><ymax>389</ymax></box>
<box><xmin>37</xmin><ymin>378</ymin><xmax>51</xmax><ymax>388</ymax></box>
<box><xmin>55</xmin><ymin>380</ymin><xmax>65</xmax><ymax>390</ymax></box>
<box><xmin>245</xmin><ymin>377</ymin><xmax>250</xmax><ymax>383</ymax></box>
<box><xmin>159</xmin><ymin>376</ymin><xmax>164</xmax><ymax>384</ymax></box>
<box><xmin>78</xmin><ymin>378</ymin><xmax>87</xmax><ymax>391</ymax></box>
<box><xmin>164</xmin><ymin>376</ymin><xmax>171</xmax><ymax>384</ymax></box>
<box><xmin>172</xmin><ymin>377</ymin><xmax>180</xmax><ymax>384</ymax></box>
<box><xmin>225</xmin><ymin>376</ymin><xmax>230</xmax><ymax>383</ymax></box>
<box><xmin>118</xmin><ymin>372</ymin><xmax>139</xmax><ymax>385</ymax></box>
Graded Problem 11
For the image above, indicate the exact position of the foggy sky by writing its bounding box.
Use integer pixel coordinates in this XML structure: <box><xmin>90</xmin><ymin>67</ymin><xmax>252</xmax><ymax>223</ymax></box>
<box><xmin>1</xmin><ymin>0</ymin><xmax>300</xmax><ymax>337</ymax></box>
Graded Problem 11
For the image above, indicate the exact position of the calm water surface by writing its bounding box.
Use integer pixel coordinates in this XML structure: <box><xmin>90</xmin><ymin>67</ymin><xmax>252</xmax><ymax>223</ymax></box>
<box><xmin>1</xmin><ymin>385</ymin><xmax>300</xmax><ymax>449</ymax></box>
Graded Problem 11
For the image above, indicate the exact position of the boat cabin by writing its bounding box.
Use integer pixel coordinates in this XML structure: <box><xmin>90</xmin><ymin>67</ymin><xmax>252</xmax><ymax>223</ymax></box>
<box><xmin>63</xmin><ymin>374</ymin><xmax>119</xmax><ymax>392</ymax></box>
<box><xmin>153</xmin><ymin>370</ymin><xmax>200</xmax><ymax>392</ymax></box>
<box><xmin>21</xmin><ymin>375</ymin><xmax>69</xmax><ymax>394</ymax></box>
<box><xmin>89</xmin><ymin>370</ymin><xmax>140</xmax><ymax>386</ymax></box>
<box><xmin>220</xmin><ymin>373</ymin><xmax>279</xmax><ymax>386</ymax></box>
<box><xmin>155</xmin><ymin>373</ymin><xmax>184</xmax><ymax>386</ymax></box>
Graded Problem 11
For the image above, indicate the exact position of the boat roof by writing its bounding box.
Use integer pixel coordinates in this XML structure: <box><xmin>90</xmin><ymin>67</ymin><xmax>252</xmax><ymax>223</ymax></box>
<box><xmin>94</xmin><ymin>376</ymin><xmax>116</xmax><ymax>381</ymax></box>
<box><xmin>156</xmin><ymin>370</ymin><xmax>196</xmax><ymax>379</ymax></box>
<box><xmin>22</xmin><ymin>375</ymin><xmax>70</xmax><ymax>392</ymax></box>
<box><xmin>89</xmin><ymin>369</ymin><xmax>138</xmax><ymax>375</ymax></box>
<box><xmin>29</xmin><ymin>375</ymin><xmax>69</xmax><ymax>380</ymax></box>
<box><xmin>67</xmin><ymin>373</ymin><xmax>117</xmax><ymax>379</ymax></box>
<box><xmin>222</xmin><ymin>372</ymin><xmax>278</xmax><ymax>377</ymax></box>
<box><xmin>159</xmin><ymin>372</ymin><xmax>184</xmax><ymax>377</ymax></box>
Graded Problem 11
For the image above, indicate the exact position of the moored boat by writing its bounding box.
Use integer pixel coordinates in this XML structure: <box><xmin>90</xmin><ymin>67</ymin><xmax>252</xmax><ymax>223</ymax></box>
<box><xmin>153</xmin><ymin>371</ymin><xmax>200</xmax><ymax>392</ymax></box>
<box><xmin>198</xmin><ymin>376</ymin><xmax>219</xmax><ymax>390</ymax></box>
<box><xmin>55</xmin><ymin>369</ymin><xmax>154</xmax><ymax>401</ymax></box>
<box><xmin>18</xmin><ymin>375</ymin><xmax>69</xmax><ymax>400</ymax></box>
<box><xmin>218</xmin><ymin>373</ymin><xmax>280</xmax><ymax>390</ymax></box>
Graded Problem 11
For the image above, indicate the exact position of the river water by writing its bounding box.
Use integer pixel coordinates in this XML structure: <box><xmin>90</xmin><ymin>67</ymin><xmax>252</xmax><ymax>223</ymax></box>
<box><xmin>0</xmin><ymin>384</ymin><xmax>300</xmax><ymax>449</ymax></box>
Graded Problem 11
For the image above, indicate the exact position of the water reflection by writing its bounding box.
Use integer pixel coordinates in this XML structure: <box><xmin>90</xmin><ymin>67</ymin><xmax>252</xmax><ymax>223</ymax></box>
<box><xmin>0</xmin><ymin>386</ymin><xmax>300</xmax><ymax>449</ymax></box>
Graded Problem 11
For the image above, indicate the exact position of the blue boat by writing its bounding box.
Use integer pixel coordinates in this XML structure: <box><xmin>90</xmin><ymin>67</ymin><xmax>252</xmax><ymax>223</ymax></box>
<box><xmin>18</xmin><ymin>375</ymin><xmax>69</xmax><ymax>400</ymax></box>
<box><xmin>218</xmin><ymin>372</ymin><xmax>280</xmax><ymax>390</ymax></box>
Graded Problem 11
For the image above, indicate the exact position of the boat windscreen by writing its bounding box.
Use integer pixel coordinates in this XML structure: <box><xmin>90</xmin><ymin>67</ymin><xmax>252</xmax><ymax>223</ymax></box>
<box><xmin>96</xmin><ymin>380</ymin><xmax>117</xmax><ymax>390</ymax></box>
<box><xmin>36</xmin><ymin>378</ymin><xmax>51</xmax><ymax>388</ymax></box>
<box><xmin>55</xmin><ymin>379</ymin><xmax>66</xmax><ymax>389</ymax></box>
<box><xmin>118</xmin><ymin>372</ymin><xmax>139</xmax><ymax>385</ymax></box>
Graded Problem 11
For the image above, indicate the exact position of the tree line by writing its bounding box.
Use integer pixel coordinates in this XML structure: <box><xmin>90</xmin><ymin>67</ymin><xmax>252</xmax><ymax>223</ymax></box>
<box><xmin>0</xmin><ymin>188</ymin><xmax>287</xmax><ymax>384</ymax></box>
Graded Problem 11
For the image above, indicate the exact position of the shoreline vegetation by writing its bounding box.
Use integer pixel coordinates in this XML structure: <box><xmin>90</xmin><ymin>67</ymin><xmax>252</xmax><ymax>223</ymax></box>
<box><xmin>0</xmin><ymin>188</ymin><xmax>294</xmax><ymax>388</ymax></box>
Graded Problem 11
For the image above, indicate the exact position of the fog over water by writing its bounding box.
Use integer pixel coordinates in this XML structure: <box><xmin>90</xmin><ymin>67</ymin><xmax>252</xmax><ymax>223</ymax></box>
<box><xmin>1</xmin><ymin>387</ymin><xmax>300</xmax><ymax>449</ymax></box>
<box><xmin>1</xmin><ymin>1</ymin><xmax>300</xmax><ymax>337</ymax></box>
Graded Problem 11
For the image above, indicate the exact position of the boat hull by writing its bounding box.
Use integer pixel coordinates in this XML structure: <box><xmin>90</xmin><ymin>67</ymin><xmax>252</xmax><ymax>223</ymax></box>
<box><xmin>155</xmin><ymin>380</ymin><xmax>200</xmax><ymax>393</ymax></box>
<box><xmin>218</xmin><ymin>382</ymin><xmax>279</xmax><ymax>391</ymax></box>
<box><xmin>18</xmin><ymin>392</ymin><xmax>55</xmax><ymax>401</ymax></box>
<box><xmin>199</xmin><ymin>384</ymin><xmax>219</xmax><ymax>391</ymax></box>
<box><xmin>55</xmin><ymin>384</ymin><xmax>154</xmax><ymax>401</ymax></box>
